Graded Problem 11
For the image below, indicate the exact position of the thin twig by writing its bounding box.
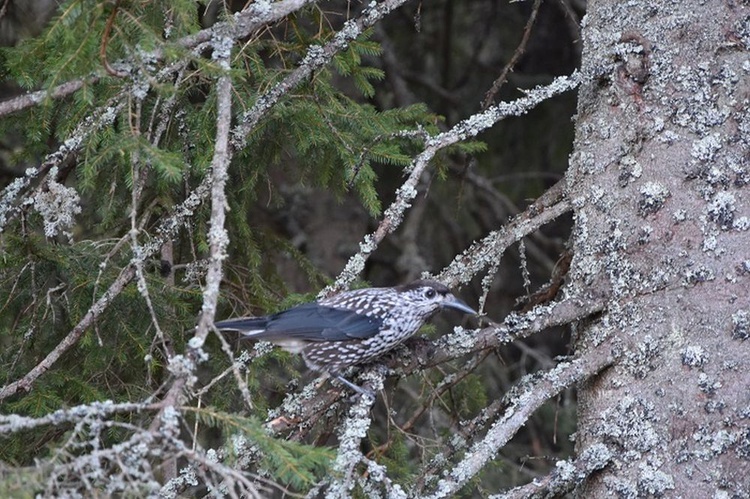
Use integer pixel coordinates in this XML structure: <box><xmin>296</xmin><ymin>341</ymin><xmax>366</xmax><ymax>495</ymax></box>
<box><xmin>232</xmin><ymin>0</ymin><xmax>413</xmax><ymax>150</ymax></box>
<box><xmin>438</xmin><ymin>177</ymin><xmax>570</xmax><ymax>287</ymax></box>
<box><xmin>100</xmin><ymin>0</ymin><xmax>127</xmax><ymax>78</ymax></box>
<box><xmin>482</xmin><ymin>0</ymin><xmax>544</xmax><ymax>110</ymax></box>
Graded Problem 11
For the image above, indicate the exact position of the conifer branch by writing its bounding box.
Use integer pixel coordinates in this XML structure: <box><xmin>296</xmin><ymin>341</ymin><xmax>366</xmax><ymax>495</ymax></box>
<box><xmin>0</xmin><ymin>264</ymin><xmax>136</xmax><ymax>401</ymax></box>
<box><xmin>231</xmin><ymin>0</ymin><xmax>413</xmax><ymax>150</ymax></box>
<box><xmin>0</xmin><ymin>0</ymin><xmax>314</xmax><ymax>118</ymax></box>
<box><xmin>0</xmin><ymin>163</ymin><xmax>214</xmax><ymax>402</ymax></box>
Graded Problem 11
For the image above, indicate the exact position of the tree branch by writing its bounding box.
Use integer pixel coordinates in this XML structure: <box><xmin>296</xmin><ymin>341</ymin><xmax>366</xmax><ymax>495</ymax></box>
<box><xmin>419</xmin><ymin>340</ymin><xmax>616</xmax><ymax>498</ymax></box>
<box><xmin>481</xmin><ymin>0</ymin><xmax>543</xmax><ymax>110</ymax></box>
<box><xmin>438</xmin><ymin>177</ymin><xmax>570</xmax><ymax>287</ymax></box>
<box><xmin>0</xmin><ymin>0</ymin><xmax>314</xmax><ymax>118</ymax></box>
<box><xmin>311</xmin><ymin>369</ymin><xmax>383</xmax><ymax>497</ymax></box>
<box><xmin>491</xmin><ymin>443</ymin><xmax>613</xmax><ymax>499</ymax></box>
<box><xmin>326</xmin><ymin>74</ymin><xmax>580</xmax><ymax>296</ymax></box>
<box><xmin>0</xmin><ymin>77</ymin><xmax>94</xmax><ymax>117</ymax></box>
<box><xmin>232</xmin><ymin>0</ymin><xmax>413</xmax><ymax>150</ymax></box>
<box><xmin>0</xmin><ymin>400</ymin><xmax>156</xmax><ymax>434</ymax></box>
<box><xmin>0</xmin><ymin>264</ymin><xmax>136</xmax><ymax>401</ymax></box>
<box><xmin>152</xmin><ymin>40</ymin><xmax>235</xmax><ymax>427</ymax></box>
<box><xmin>390</xmin><ymin>293</ymin><xmax>606</xmax><ymax>375</ymax></box>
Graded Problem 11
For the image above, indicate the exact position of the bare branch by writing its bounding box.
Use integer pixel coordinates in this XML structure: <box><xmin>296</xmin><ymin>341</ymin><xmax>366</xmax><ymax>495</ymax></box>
<box><xmin>482</xmin><ymin>0</ymin><xmax>543</xmax><ymax>110</ymax></box>
<box><xmin>152</xmin><ymin>40</ymin><xmax>235</xmax><ymax>433</ymax></box>
<box><xmin>173</xmin><ymin>0</ymin><xmax>314</xmax><ymax>56</ymax></box>
<box><xmin>391</xmin><ymin>293</ymin><xmax>606</xmax><ymax>374</ymax></box>
<box><xmin>0</xmin><ymin>77</ymin><xmax>94</xmax><ymax>117</ymax></box>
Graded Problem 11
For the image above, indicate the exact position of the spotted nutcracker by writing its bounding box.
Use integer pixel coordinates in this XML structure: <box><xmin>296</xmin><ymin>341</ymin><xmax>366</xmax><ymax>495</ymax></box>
<box><xmin>215</xmin><ymin>279</ymin><xmax>477</xmax><ymax>396</ymax></box>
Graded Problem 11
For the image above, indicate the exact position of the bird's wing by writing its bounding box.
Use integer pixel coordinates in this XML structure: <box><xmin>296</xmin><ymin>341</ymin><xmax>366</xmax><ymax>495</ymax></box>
<box><xmin>264</xmin><ymin>303</ymin><xmax>383</xmax><ymax>341</ymax></box>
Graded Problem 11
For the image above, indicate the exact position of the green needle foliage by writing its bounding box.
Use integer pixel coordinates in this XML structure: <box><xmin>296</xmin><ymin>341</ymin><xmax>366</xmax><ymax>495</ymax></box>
<box><xmin>0</xmin><ymin>0</ymin><xmax>487</xmax><ymax>495</ymax></box>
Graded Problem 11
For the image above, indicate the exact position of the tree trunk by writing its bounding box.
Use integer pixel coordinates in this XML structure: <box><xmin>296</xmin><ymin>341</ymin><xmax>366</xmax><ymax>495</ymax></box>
<box><xmin>569</xmin><ymin>0</ymin><xmax>750</xmax><ymax>496</ymax></box>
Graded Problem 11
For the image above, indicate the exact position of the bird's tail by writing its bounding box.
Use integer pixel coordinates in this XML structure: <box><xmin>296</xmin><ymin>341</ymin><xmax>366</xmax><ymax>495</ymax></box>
<box><xmin>214</xmin><ymin>317</ymin><xmax>268</xmax><ymax>337</ymax></box>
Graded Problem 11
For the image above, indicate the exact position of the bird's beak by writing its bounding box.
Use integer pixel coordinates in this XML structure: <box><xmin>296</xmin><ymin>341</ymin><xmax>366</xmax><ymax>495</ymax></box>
<box><xmin>442</xmin><ymin>295</ymin><xmax>478</xmax><ymax>315</ymax></box>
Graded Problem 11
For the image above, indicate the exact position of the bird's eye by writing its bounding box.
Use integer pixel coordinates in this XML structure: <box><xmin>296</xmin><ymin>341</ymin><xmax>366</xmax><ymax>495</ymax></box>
<box><xmin>424</xmin><ymin>288</ymin><xmax>436</xmax><ymax>299</ymax></box>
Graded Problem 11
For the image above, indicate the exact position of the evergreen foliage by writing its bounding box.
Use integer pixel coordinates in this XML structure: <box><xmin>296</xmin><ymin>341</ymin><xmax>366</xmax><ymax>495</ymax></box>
<box><xmin>0</xmin><ymin>0</ymin><xmax>455</xmax><ymax>494</ymax></box>
<box><xmin>0</xmin><ymin>0</ymin><xmax>576</xmax><ymax>496</ymax></box>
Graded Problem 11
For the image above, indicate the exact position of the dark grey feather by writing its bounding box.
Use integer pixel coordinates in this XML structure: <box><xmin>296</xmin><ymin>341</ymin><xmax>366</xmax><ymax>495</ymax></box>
<box><xmin>215</xmin><ymin>302</ymin><xmax>383</xmax><ymax>342</ymax></box>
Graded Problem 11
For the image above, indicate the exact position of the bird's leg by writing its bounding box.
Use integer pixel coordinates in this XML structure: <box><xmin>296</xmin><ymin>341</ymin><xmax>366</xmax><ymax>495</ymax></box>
<box><xmin>331</xmin><ymin>372</ymin><xmax>376</xmax><ymax>400</ymax></box>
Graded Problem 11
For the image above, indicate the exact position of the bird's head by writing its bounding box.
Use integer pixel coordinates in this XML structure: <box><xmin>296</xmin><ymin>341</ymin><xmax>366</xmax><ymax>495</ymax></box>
<box><xmin>396</xmin><ymin>279</ymin><xmax>477</xmax><ymax>319</ymax></box>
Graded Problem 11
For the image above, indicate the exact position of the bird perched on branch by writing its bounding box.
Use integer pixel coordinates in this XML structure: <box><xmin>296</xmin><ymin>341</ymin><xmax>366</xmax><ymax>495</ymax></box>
<box><xmin>215</xmin><ymin>279</ymin><xmax>476</xmax><ymax>396</ymax></box>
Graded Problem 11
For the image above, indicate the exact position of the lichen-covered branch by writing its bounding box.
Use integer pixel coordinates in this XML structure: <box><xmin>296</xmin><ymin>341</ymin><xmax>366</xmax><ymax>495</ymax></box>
<box><xmin>0</xmin><ymin>400</ymin><xmax>155</xmax><ymax>434</ymax></box>
<box><xmin>438</xmin><ymin>177</ymin><xmax>570</xmax><ymax>287</ymax></box>
<box><xmin>398</xmin><ymin>295</ymin><xmax>606</xmax><ymax>373</ymax></box>
<box><xmin>320</xmin><ymin>369</ymin><xmax>383</xmax><ymax>498</ymax></box>
<box><xmin>232</xmin><ymin>0</ymin><xmax>412</xmax><ymax>150</ymax></box>
<box><xmin>490</xmin><ymin>443</ymin><xmax>613</xmax><ymax>499</ymax></box>
<box><xmin>419</xmin><ymin>340</ymin><xmax>616</xmax><ymax>498</ymax></box>
<box><xmin>326</xmin><ymin>74</ymin><xmax>580</xmax><ymax>295</ymax></box>
<box><xmin>0</xmin><ymin>99</ymin><xmax>123</xmax><ymax>232</ymax></box>
<box><xmin>146</xmin><ymin>43</ymin><xmax>234</xmax><ymax>486</ymax></box>
<box><xmin>192</xmin><ymin>45</ymin><xmax>234</xmax><ymax>358</ymax></box>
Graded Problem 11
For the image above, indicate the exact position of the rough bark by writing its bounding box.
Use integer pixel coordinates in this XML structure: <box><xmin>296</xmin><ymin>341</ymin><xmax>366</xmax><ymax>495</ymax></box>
<box><xmin>568</xmin><ymin>0</ymin><xmax>750</xmax><ymax>496</ymax></box>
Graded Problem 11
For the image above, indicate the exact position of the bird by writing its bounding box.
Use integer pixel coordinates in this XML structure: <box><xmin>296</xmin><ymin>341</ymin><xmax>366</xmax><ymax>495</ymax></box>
<box><xmin>215</xmin><ymin>279</ymin><xmax>477</xmax><ymax>396</ymax></box>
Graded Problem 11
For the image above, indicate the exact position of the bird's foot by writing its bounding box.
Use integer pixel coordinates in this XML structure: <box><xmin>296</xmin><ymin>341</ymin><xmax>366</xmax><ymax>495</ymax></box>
<box><xmin>333</xmin><ymin>374</ymin><xmax>376</xmax><ymax>401</ymax></box>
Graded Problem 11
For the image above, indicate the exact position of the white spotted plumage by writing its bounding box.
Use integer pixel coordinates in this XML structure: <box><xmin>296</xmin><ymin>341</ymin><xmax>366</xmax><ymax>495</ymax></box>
<box><xmin>215</xmin><ymin>279</ymin><xmax>476</xmax><ymax>393</ymax></box>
